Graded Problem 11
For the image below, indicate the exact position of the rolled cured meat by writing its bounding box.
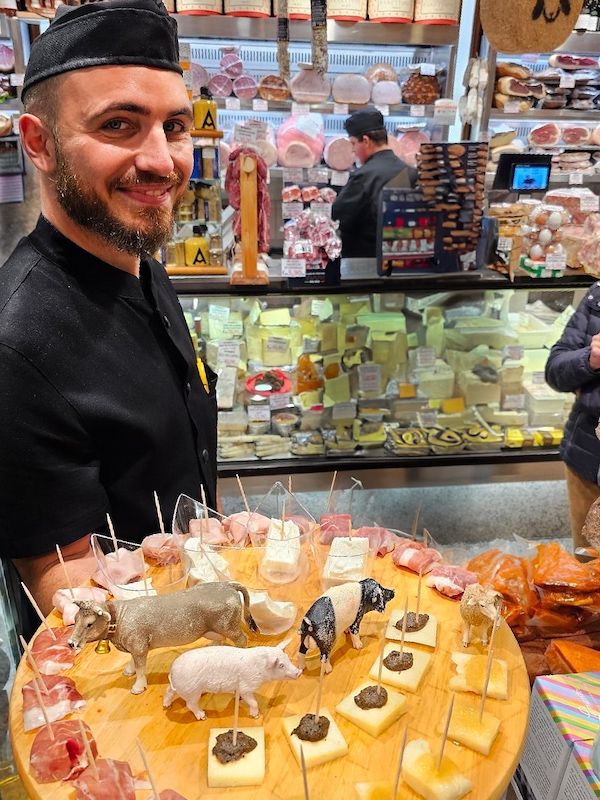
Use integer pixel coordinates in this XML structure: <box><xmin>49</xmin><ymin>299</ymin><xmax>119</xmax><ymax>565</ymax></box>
<box><xmin>258</xmin><ymin>74</ymin><xmax>290</xmax><ymax>101</ymax></box>
<box><xmin>190</xmin><ymin>62</ymin><xmax>210</xmax><ymax>97</ymax></box>
<box><xmin>389</xmin><ymin>129</ymin><xmax>430</xmax><ymax>168</ymax></box>
<box><xmin>324</xmin><ymin>136</ymin><xmax>355</xmax><ymax>171</ymax></box>
<box><xmin>220</xmin><ymin>49</ymin><xmax>244</xmax><ymax>78</ymax></box>
<box><xmin>22</xmin><ymin>675</ymin><xmax>86</xmax><ymax>732</ymax></box>
<box><xmin>233</xmin><ymin>75</ymin><xmax>258</xmax><ymax>100</ymax></box>
<box><xmin>290</xmin><ymin>64</ymin><xmax>331</xmax><ymax>103</ymax></box>
<box><xmin>208</xmin><ymin>73</ymin><xmax>233</xmax><ymax>98</ymax></box>
<box><xmin>276</xmin><ymin>113</ymin><xmax>325</xmax><ymax>168</ymax></box>
<box><xmin>30</xmin><ymin>720</ymin><xmax>97</xmax><ymax>783</ymax></box>
<box><xmin>332</xmin><ymin>73</ymin><xmax>371</xmax><ymax>105</ymax></box>
<box><xmin>371</xmin><ymin>79</ymin><xmax>401</xmax><ymax>106</ymax></box>
<box><xmin>365</xmin><ymin>62</ymin><xmax>398</xmax><ymax>83</ymax></box>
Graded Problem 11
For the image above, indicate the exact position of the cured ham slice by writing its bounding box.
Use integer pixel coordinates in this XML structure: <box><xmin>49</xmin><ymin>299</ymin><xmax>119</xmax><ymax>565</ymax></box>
<box><xmin>31</xmin><ymin>627</ymin><xmax>76</xmax><ymax>675</ymax></box>
<box><xmin>92</xmin><ymin>548</ymin><xmax>145</xmax><ymax>589</ymax></box>
<box><xmin>426</xmin><ymin>565</ymin><xmax>478</xmax><ymax>598</ymax></box>
<box><xmin>527</xmin><ymin>123</ymin><xmax>562</xmax><ymax>147</ymax></box>
<box><xmin>189</xmin><ymin>517</ymin><xmax>228</xmax><ymax>545</ymax></box>
<box><xmin>224</xmin><ymin>511</ymin><xmax>271</xmax><ymax>544</ymax></box>
<box><xmin>319</xmin><ymin>514</ymin><xmax>352</xmax><ymax>544</ymax></box>
<box><xmin>392</xmin><ymin>539</ymin><xmax>443</xmax><ymax>574</ymax></box>
<box><xmin>30</xmin><ymin>719</ymin><xmax>97</xmax><ymax>783</ymax></box>
<box><xmin>71</xmin><ymin>758</ymin><xmax>135</xmax><ymax>799</ymax></box>
<box><xmin>52</xmin><ymin>588</ymin><xmax>108</xmax><ymax>626</ymax></box>
<box><xmin>141</xmin><ymin>534</ymin><xmax>181</xmax><ymax>566</ymax></box>
<box><xmin>284</xmin><ymin>515</ymin><xmax>315</xmax><ymax>535</ymax></box>
<box><xmin>23</xmin><ymin>675</ymin><xmax>85</xmax><ymax>732</ymax></box>
<box><xmin>354</xmin><ymin>527</ymin><xmax>397</xmax><ymax>557</ymax></box>
<box><xmin>276</xmin><ymin>113</ymin><xmax>325</xmax><ymax>168</ymax></box>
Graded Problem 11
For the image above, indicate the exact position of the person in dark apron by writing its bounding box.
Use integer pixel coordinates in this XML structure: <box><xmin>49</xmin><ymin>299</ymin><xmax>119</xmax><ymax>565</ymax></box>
<box><xmin>0</xmin><ymin>0</ymin><xmax>217</xmax><ymax>636</ymax></box>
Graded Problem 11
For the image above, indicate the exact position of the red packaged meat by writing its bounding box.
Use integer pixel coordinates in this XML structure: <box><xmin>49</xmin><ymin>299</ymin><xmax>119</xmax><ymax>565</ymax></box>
<box><xmin>319</xmin><ymin>186</ymin><xmax>337</xmax><ymax>203</ymax></box>
<box><xmin>31</xmin><ymin>626</ymin><xmax>76</xmax><ymax>675</ymax></box>
<box><xmin>22</xmin><ymin>675</ymin><xmax>86</xmax><ymax>732</ymax></box>
<box><xmin>282</xmin><ymin>184</ymin><xmax>302</xmax><ymax>202</ymax></box>
<box><xmin>233</xmin><ymin>75</ymin><xmax>258</xmax><ymax>100</ymax></box>
<box><xmin>208</xmin><ymin>73</ymin><xmax>233</xmax><ymax>98</ymax></box>
<box><xmin>71</xmin><ymin>758</ymin><xmax>136</xmax><ymax>799</ymax></box>
<box><xmin>549</xmin><ymin>54</ymin><xmax>600</xmax><ymax>70</ymax></box>
<box><xmin>319</xmin><ymin>513</ymin><xmax>352</xmax><ymax>544</ymax></box>
<box><xmin>562</xmin><ymin>126</ymin><xmax>591</xmax><ymax>145</ymax></box>
<box><xmin>527</xmin><ymin>123</ymin><xmax>562</xmax><ymax>147</ymax></box>
<box><xmin>30</xmin><ymin>719</ymin><xmax>97</xmax><ymax>783</ymax></box>
<box><xmin>219</xmin><ymin>49</ymin><xmax>244</xmax><ymax>78</ymax></box>
<box><xmin>301</xmin><ymin>185</ymin><xmax>320</xmax><ymax>202</ymax></box>
<box><xmin>276</xmin><ymin>113</ymin><xmax>325</xmax><ymax>168</ymax></box>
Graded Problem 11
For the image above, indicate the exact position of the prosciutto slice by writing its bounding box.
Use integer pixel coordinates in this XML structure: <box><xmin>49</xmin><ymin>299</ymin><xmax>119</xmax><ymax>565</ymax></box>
<box><xmin>354</xmin><ymin>527</ymin><xmax>398</xmax><ymax>557</ymax></box>
<box><xmin>426</xmin><ymin>565</ymin><xmax>478</xmax><ymax>598</ymax></box>
<box><xmin>224</xmin><ymin>511</ymin><xmax>271</xmax><ymax>544</ymax></box>
<box><xmin>392</xmin><ymin>540</ymin><xmax>443</xmax><ymax>574</ymax></box>
<box><xmin>141</xmin><ymin>534</ymin><xmax>181</xmax><ymax>566</ymax></box>
<box><xmin>189</xmin><ymin>517</ymin><xmax>228</xmax><ymax>546</ymax></box>
<box><xmin>92</xmin><ymin>548</ymin><xmax>145</xmax><ymax>589</ymax></box>
<box><xmin>22</xmin><ymin>675</ymin><xmax>85</xmax><ymax>732</ymax></box>
<box><xmin>52</xmin><ymin>588</ymin><xmax>108</xmax><ymax>626</ymax></box>
<box><xmin>71</xmin><ymin>758</ymin><xmax>136</xmax><ymax>799</ymax></box>
<box><xmin>319</xmin><ymin>514</ymin><xmax>352</xmax><ymax>544</ymax></box>
<box><xmin>29</xmin><ymin>719</ymin><xmax>97</xmax><ymax>783</ymax></box>
<box><xmin>31</xmin><ymin>627</ymin><xmax>76</xmax><ymax>675</ymax></box>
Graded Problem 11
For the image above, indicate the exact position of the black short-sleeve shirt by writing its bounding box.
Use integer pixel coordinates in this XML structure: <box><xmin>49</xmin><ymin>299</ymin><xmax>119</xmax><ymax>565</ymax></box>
<box><xmin>0</xmin><ymin>216</ymin><xmax>217</xmax><ymax>558</ymax></box>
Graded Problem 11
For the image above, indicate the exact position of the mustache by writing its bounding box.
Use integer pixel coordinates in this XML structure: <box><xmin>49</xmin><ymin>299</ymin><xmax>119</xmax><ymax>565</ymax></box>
<box><xmin>111</xmin><ymin>171</ymin><xmax>183</xmax><ymax>189</ymax></box>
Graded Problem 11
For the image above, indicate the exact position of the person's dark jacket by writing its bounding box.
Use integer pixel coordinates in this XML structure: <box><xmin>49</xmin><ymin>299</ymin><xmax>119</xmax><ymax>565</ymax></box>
<box><xmin>546</xmin><ymin>281</ymin><xmax>600</xmax><ymax>484</ymax></box>
<box><xmin>332</xmin><ymin>149</ymin><xmax>416</xmax><ymax>259</ymax></box>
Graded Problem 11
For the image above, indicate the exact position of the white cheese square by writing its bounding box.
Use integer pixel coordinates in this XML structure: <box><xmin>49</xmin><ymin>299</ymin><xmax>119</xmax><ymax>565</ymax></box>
<box><xmin>207</xmin><ymin>727</ymin><xmax>265</xmax><ymax>788</ymax></box>
<box><xmin>402</xmin><ymin>739</ymin><xmax>472</xmax><ymax>800</ymax></box>
<box><xmin>323</xmin><ymin>537</ymin><xmax>369</xmax><ymax>584</ymax></box>
<box><xmin>262</xmin><ymin>519</ymin><xmax>301</xmax><ymax>578</ymax></box>
<box><xmin>282</xmin><ymin>709</ymin><xmax>348</xmax><ymax>769</ymax></box>
<box><xmin>385</xmin><ymin>610</ymin><xmax>437</xmax><ymax>649</ymax></box>
<box><xmin>335</xmin><ymin>681</ymin><xmax>407</xmax><ymax>738</ymax></box>
<box><xmin>368</xmin><ymin>643</ymin><xmax>431</xmax><ymax>693</ymax></box>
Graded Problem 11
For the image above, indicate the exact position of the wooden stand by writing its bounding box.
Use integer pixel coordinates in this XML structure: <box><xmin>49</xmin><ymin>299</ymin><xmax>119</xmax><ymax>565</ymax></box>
<box><xmin>230</xmin><ymin>153</ymin><xmax>269</xmax><ymax>286</ymax></box>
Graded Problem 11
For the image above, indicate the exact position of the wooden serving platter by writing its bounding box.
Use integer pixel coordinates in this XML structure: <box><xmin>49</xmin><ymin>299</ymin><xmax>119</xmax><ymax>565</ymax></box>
<box><xmin>9</xmin><ymin>554</ymin><xmax>530</xmax><ymax>800</ymax></box>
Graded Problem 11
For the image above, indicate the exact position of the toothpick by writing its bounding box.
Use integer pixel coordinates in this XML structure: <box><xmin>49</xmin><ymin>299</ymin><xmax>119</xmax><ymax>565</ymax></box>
<box><xmin>232</xmin><ymin>682</ymin><xmax>240</xmax><ymax>747</ymax></box>
<box><xmin>21</xmin><ymin>583</ymin><xmax>56</xmax><ymax>640</ymax></box>
<box><xmin>107</xmin><ymin>513</ymin><xmax>119</xmax><ymax>559</ymax></box>
<box><xmin>136</xmin><ymin>737</ymin><xmax>160</xmax><ymax>800</ymax></box>
<box><xmin>479</xmin><ymin>608</ymin><xmax>501</xmax><ymax>722</ymax></box>
<box><xmin>142</xmin><ymin>568</ymin><xmax>150</xmax><ymax>596</ymax></box>
<box><xmin>200</xmin><ymin>484</ymin><xmax>209</xmax><ymax>548</ymax></box>
<box><xmin>437</xmin><ymin>694</ymin><xmax>455</xmax><ymax>772</ymax></box>
<box><xmin>235</xmin><ymin>473</ymin><xmax>251</xmax><ymax>514</ymax></box>
<box><xmin>79</xmin><ymin>719</ymin><xmax>99</xmax><ymax>780</ymax></box>
<box><xmin>411</xmin><ymin>505</ymin><xmax>420</xmax><ymax>541</ymax></box>
<box><xmin>314</xmin><ymin>659</ymin><xmax>326</xmax><ymax>720</ymax></box>
<box><xmin>55</xmin><ymin>544</ymin><xmax>74</xmax><ymax>600</ymax></box>
<box><xmin>30</xmin><ymin>668</ymin><xmax>54</xmax><ymax>740</ymax></box>
<box><xmin>326</xmin><ymin>471</ymin><xmax>337</xmax><ymax>513</ymax></box>
<box><xmin>288</xmin><ymin>474</ymin><xmax>293</xmax><ymax>495</ymax></box>
<box><xmin>19</xmin><ymin>635</ymin><xmax>50</xmax><ymax>696</ymax></box>
<box><xmin>153</xmin><ymin>491</ymin><xmax>165</xmax><ymax>535</ymax></box>
<box><xmin>416</xmin><ymin>567</ymin><xmax>423</xmax><ymax>620</ymax></box>
<box><xmin>300</xmin><ymin>744</ymin><xmax>310</xmax><ymax>800</ymax></box>
<box><xmin>393</xmin><ymin>726</ymin><xmax>409</xmax><ymax>800</ymax></box>
<box><xmin>376</xmin><ymin>626</ymin><xmax>387</xmax><ymax>695</ymax></box>
<box><xmin>399</xmin><ymin>596</ymin><xmax>409</xmax><ymax>656</ymax></box>
<box><xmin>423</xmin><ymin>528</ymin><xmax>429</xmax><ymax>549</ymax></box>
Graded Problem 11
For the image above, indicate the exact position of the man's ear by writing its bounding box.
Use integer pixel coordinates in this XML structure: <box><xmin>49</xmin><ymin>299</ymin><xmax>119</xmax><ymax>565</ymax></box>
<box><xmin>19</xmin><ymin>113</ymin><xmax>57</xmax><ymax>174</ymax></box>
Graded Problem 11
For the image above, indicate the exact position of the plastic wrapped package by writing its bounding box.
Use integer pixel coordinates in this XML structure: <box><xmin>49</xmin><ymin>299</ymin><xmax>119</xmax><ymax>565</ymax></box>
<box><xmin>520</xmin><ymin>203</ymin><xmax>570</xmax><ymax>268</ymax></box>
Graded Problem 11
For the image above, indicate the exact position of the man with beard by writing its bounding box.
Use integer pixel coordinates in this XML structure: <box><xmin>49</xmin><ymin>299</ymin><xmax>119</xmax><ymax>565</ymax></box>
<box><xmin>0</xmin><ymin>0</ymin><xmax>217</xmax><ymax>633</ymax></box>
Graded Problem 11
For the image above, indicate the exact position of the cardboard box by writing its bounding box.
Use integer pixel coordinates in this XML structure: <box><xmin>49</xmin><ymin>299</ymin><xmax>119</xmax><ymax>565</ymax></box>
<box><xmin>518</xmin><ymin>672</ymin><xmax>600</xmax><ymax>800</ymax></box>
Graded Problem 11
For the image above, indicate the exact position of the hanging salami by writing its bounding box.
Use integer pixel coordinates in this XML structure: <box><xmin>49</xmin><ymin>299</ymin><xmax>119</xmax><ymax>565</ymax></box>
<box><xmin>277</xmin><ymin>0</ymin><xmax>291</xmax><ymax>81</ymax></box>
<box><xmin>310</xmin><ymin>0</ymin><xmax>328</xmax><ymax>77</ymax></box>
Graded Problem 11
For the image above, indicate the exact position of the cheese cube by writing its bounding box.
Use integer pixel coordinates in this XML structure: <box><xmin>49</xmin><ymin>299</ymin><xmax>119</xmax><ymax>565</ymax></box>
<box><xmin>207</xmin><ymin>727</ymin><xmax>265</xmax><ymax>788</ymax></box>
<box><xmin>247</xmin><ymin>590</ymin><xmax>296</xmax><ymax>635</ymax></box>
<box><xmin>336</xmin><ymin>681</ymin><xmax>407</xmax><ymax>737</ymax></box>
<box><xmin>261</xmin><ymin>519</ymin><xmax>301</xmax><ymax>579</ymax></box>
<box><xmin>368</xmin><ymin>644</ymin><xmax>431</xmax><ymax>693</ymax></box>
<box><xmin>402</xmin><ymin>739</ymin><xmax>472</xmax><ymax>800</ymax></box>
<box><xmin>449</xmin><ymin>653</ymin><xmax>508</xmax><ymax>700</ymax></box>
<box><xmin>355</xmin><ymin>782</ymin><xmax>399</xmax><ymax>800</ymax></box>
<box><xmin>385</xmin><ymin>611</ymin><xmax>437</xmax><ymax>649</ymax></box>
<box><xmin>443</xmin><ymin>698</ymin><xmax>500</xmax><ymax>756</ymax></box>
<box><xmin>282</xmin><ymin>709</ymin><xmax>348</xmax><ymax>769</ymax></box>
<box><xmin>184</xmin><ymin>541</ymin><xmax>231</xmax><ymax>583</ymax></box>
<box><xmin>323</xmin><ymin>537</ymin><xmax>369</xmax><ymax>584</ymax></box>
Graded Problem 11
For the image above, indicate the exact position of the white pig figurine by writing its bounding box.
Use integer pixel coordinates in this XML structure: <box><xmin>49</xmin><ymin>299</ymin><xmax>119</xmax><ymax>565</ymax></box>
<box><xmin>164</xmin><ymin>638</ymin><xmax>301</xmax><ymax>720</ymax></box>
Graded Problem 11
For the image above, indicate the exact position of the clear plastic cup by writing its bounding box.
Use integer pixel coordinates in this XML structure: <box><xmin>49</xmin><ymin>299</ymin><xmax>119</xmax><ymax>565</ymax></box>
<box><xmin>312</xmin><ymin>531</ymin><xmax>377</xmax><ymax>592</ymax></box>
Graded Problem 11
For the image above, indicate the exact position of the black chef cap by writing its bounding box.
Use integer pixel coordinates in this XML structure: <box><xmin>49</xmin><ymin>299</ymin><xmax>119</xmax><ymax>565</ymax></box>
<box><xmin>22</xmin><ymin>0</ymin><xmax>181</xmax><ymax>102</ymax></box>
<box><xmin>344</xmin><ymin>109</ymin><xmax>386</xmax><ymax>138</ymax></box>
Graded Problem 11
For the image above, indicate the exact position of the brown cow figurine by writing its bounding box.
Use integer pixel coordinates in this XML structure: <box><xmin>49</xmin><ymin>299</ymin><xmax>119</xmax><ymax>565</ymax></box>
<box><xmin>68</xmin><ymin>581</ymin><xmax>258</xmax><ymax>694</ymax></box>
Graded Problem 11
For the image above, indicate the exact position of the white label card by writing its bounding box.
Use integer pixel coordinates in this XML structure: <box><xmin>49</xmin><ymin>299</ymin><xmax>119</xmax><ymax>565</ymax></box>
<box><xmin>282</xmin><ymin>258</ymin><xmax>307</xmax><ymax>277</ymax></box>
<box><xmin>222</xmin><ymin>320</ymin><xmax>244</xmax><ymax>337</ymax></box>
<box><xmin>333</xmin><ymin>103</ymin><xmax>349</xmax><ymax>115</ymax></box>
<box><xmin>410</xmin><ymin>104</ymin><xmax>426</xmax><ymax>117</ymax></box>
<box><xmin>310</xmin><ymin>202</ymin><xmax>332</xmax><ymax>217</ymax></box>
<box><xmin>266</xmin><ymin>336</ymin><xmax>289</xmax><ymax>352</ymax></box>
<box><xmin>332</xmin><ymin>401</ymin><xmax>356</xmax><ymax>420</ymax></box>
<box><xmin>253</xmin><ymin>98</ymin><xmax>268</xmax><ymax>111</ymax></box>
<box><xmin>502</xmin><ymin>345</ymin><xmax>524</xmax><ymax>361</ymax></box>
<box><xmin>433</xmin><ymin>99</ymin><xmax>458</xmax><ymax>126</ymax></box>
<box><xmin>415</xmin><ymin>347</ymin><xmax>436</xmax><ymax>367</ymax></box>
<box><xmin>504</xmin><ymin>101</ymin><xmax>521</xmax><ymax>114</ymax></box>
<box><xmin>581</xmin><ymin>195</ymin><xmax>600</xmax><ymax>212</ymax></box>
<box><xmin>292</xmin><ymin>103</ymin><xmax>310</xmax><ymax>115</ymax></box>
<box><xmin>217</xmin><ymin>340</ymin><xmax>241</xmax><ymax>367</ymax></box>
<box><xmin>498</xmin><ymin>237</ymin><xmax>514</xmax><ymax>251</ymax></box>
<box><xmin>248</xmin><ymin>404</ymin><xmax>271</xmax><ymax>422</ymax></box>
<box><xmin>283</xmin><ymin>168</ymin><xmax>304</xmax><ymax>183</ymax></box>
<box><xmin>546</xmin><ymin>253</ymin><xmax>568</xmax><ymax>269</ymax></box>
<box><xmin>225</xmin><ymin>97</ymin><xmax>241</xmax><ymax>110</ymax></box>
<box><xmin>234</xmin><ymin>124</ymin><xmax>259</xmax><ymax>145</ymax></box>
<box><xmin>376</xmin><ymin>104</ymin><xmax>390</xmax><ymax>117</ymax></box>
<box><xmin>293</xmin><ymin>239</ymin><xmax>313</xmax><ymax>256</ymax></box>
<box><xmin>420</xmin><ymin>63</ymin><xmax>437</xmax><ymax>76</ymax></box>
<box><xmin>307</xmin><ymin>167</ymin><xmax>329</xmax><ymax>183</ymax></box>
<box><xmin>532</xmin><ymin>371</ymin><xmax>546</xmax><ymax>385</ymax></box>
<box><xmin>569</xmin><ymin>172</ymin><xmax>584</xmax><ymax>185</ymax></box>
<box><xmin>419</xmin><ymin>410</ymin><xmax>437</xmax><ymax>428</ymax></box>
<box><xmin>10</xmin><ymin>73</ymin><xmax>24</xmax><ymax>87</ymax></box>
<box><xmin>330</xmin><ymin>170</ymin><xmax>350</xmax><ymax>186</ymax></box>
<box><xmin>270</xmin><ymin>392</ymin><xmax>291</xmax><ymax>410</ymax></box>
<box><xmin>503</xmin><ymin>394</ymin><xmax>526</xmax><ymax>410</ymax></box>
<box><xmin>560</xmin><ymin>74</ymin><xmax>576</xmax><ymax>89</ymax></box>
<box><xmin>282</xmin><ymin>202</ymin><xmax>304</xmax><ymax>218</ymax></box>
<box><xmin>359</xmin><ymin>364</ymin><xmax>381</xmax><ymax>393</ymax></box>
<box><xmin>209</xmin><ymin>304</ymin><xmax>230</xmax><ymax>321</ymax></box>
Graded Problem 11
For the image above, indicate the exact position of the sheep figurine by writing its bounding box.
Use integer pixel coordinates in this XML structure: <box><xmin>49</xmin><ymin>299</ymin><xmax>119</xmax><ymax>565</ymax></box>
<box><xmin>460</xmin><ymin>583</ymin><xmax>503</xmax><ymax>647</ymax></box>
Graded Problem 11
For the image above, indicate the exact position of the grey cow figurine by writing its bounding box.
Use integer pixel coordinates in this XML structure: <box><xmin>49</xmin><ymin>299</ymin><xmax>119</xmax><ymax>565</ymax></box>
<box><xmin>298</xmin><ymin>578</ymin><xmax>395</xmax><ymax>673</ymax></box>
<box><xmin>68</xmin><ymin>581</ymin><xmax>258</xmax><ymax>694</ymax></box>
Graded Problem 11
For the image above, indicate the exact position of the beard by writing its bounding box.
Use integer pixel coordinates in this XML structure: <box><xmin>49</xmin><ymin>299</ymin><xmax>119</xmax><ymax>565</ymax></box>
<box><xmin>52</xmin><ymin>136</ymin><xmax>184</xmax><ymax>257</ymax></box>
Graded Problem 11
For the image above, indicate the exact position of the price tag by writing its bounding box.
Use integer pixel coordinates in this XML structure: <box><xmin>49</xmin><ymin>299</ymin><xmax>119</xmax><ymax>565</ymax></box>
<box><xmin>569</xmin><ymin>172</ymin><xmax>584</xmax><ymax>185</ymax></box>
<box><xmin>293</xmin><ymin>239</ymin><xmax>314</xmax><ymax>256</ymax></box>
<box><xmin>546</xmin><ymin>252</ymin><xmax>568</xmax><ymax>269</ymax></box>
<box><xmin>410</xmin><ymin>105</ymin><xmax>426</xmax><ymax>117</ymax></box>
<box><xmin>225</xmin><ymin>97</ymin><xmax>241</xmax><ymax>110</ymax></box>
<box><xmin>253</xmin><ymin>98</ymin><xmax>268</xmax><ymax>111</ymax></box>
<box><xmin>222</xmin><ymin>320</ymin><xmax>244</xmax><ymax>337</ymax></box>
<box><xmin>282</xmin><ymin>258</ymin><xmax>307</xmax><ymax>277</ymax></box>
<box><xmin>209</xmin><ymin>304</ymin><xmax>230</xmax><ymax>321</ymax></box>
<box><xmin>310</xmin><ymin>202</ymin><xmax>332</xmax><ymax>217</ymax></box>
<box><xmin>311</xmin><ymin>298</ymin><xmax>325</xmax><ymax>316</ymax></box>
<box><xmin>433</xmin><ymin>99</ymin><xmax>458</xmax><ymax>126</ymax></box>
<box><xmin>420</xmin><ymin>63</ymin><xmax>437</xmax><ymax>76</ymax></box>
<box><xmin>419</xmin><ymin>410</ymin><xmax>437</xmax><ymax>428</ymax></box>
<box><xmin>503</xmin><ymin>394</ymin><xmax>526</xmax><ymax>410</ymax></box>
<box><xmin>303</xmin><ymin>336</ymin><xmax>321</xmax><ymax>353</ymax></box>
<box><xmin>333</xmin><ymin>102</ymin><xmax>349</xmax><ymax>115</ymax></box>
<box><xmin>375</xmin><ymin>104</ymin><xmax>390</xmax><ymax>117</ymax></box>
<box><xmin>560</xmin><ymin>74</ymin><xmax>576</xmax><ymax>89</ymax></box>
<box><xmin>234</xmin><ymin>123</ymin><xmax>259</xmax><ymax>145</ymax></box>
<box><xmin>292</xmin><ymin>103</ymin><xmax>310</xmax><ymax>115</ymax></box>
<box><xmin>179</xmin><ymin>43</ymin><xmax>191</xmax><ymax>60</ymax></box>
<box><xmin>415</xmin><ymin>347</ymin><xmax>436</xmax><ymax>368</ymax></box>
<box><xmin>282</xmin><ymin>201</ymin><xmax>303</xmax><ymax>218</ymax></box>
<box><xmin>332</xmin><ymin>401</ymin><xmax>357</xmax><ymax>421</ymax></box>
<box><xmin>503</xmin><ymin>101</ymin><xmax>521</xmax><ymax>114</ymax></box>
<box><xmin>10</xmin><ymin>73</ymin><xmax>24</xmax><ymax>87</ymax></box>
<box><xmin>270</xmin><ymin>392</ymin><xmax>291</xmax><ymax>410</ymax></box>
<box><xmin>502</xmin><ymin>345</ymin><xmax>524</xmax><ymax>361</ymax></box>
<box><xmin>217</xmin><ymin>340</ymin><xmax>241</xmax><ymax>367</ymax></box>
<box><xmin>246</xmin><ymin>119</ymin><xmax>268</xmax><ymax>138</ymax></box>
<box><xmin>358</xmin><ymin>364</ymin><xmax>381</xmax><ymax>394</ymax></box>
<box><xmin>266</xmin><ymin>336</ymin><xmax>289</xmax><ymax>352</ymax></box>
<box><xmin>498</xmin><ymin>237</ymin><xmax>514</xmax><ymax>251</ymax></box>
<box><xmin>330</xmin><ymin>170</ymin><xmax>350</xmax><ymax>186</ymax></box>
<box><xmin>283</xmin><ymin>168</ymin><xmax>304</xmax><ymax>183</ymax></box>
<box><xmin>308</xmin><ymin>167</ymin><xmax>329</xmax><ymax>183</ymax></box>
<box><xmin>521</xmin><ymin>53</ymin><xmax>539</xmax><ymax>63</ymax></box>
<box><xmin>532</xmin><ymin>372</ymin><xmax>546</xmax><ymax>385</ymax></box>
<box><xmin>581</xmin><ymin>195</ymin><xmax>600</xmax><ymax>211</ymax></box>
<box><xmin>248</xmin><ymin>404</ymin><xmax>271</xmax><ymax>422</ymax></box>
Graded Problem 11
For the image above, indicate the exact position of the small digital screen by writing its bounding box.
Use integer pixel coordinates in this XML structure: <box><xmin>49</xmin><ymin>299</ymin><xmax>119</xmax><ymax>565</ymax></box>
<box><xmin>510</xmin><ymin>164</ymin><xmax>551</xmax><ymax>192</ymax></box>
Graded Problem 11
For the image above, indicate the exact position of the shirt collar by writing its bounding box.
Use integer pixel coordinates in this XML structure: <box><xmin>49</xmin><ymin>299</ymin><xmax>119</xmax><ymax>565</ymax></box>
<box><xmin>28</xmin><ymin>215</ymin><xmax>147</xmax><ymax>300</ymax></box>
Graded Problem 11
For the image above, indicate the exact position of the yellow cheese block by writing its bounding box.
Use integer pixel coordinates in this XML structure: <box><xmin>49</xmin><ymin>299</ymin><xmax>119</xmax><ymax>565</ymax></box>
<box><xmin>441</xmin><ymin>397</ymin><xmax>465</xmax><ymax>414</ymax></box>
<box><xmin>402</xmin><ymin>739</ymin><xmax>472</xmax><ymax>800</ymax></box>
<box><xmin>355</xmin><ymin>781</ymin><xmax>400</xmax><ymax>799</ymax></box>
<box><xmin>207</xmin><ymin>727</ymin><xmax>265</xmax><ymax>788</ymax></box>
<box><xmin>385</xmin><ymin>611</ymin><xmax>437</xmax><ymax>649</ymax></box>
<box><xmin>336</xmin><ymin>681</ymin><xmax>407</xmax><ymax>737</ymax></box>
<box><xmin>368</xmin><ymin>644</ymin><xmax>431</xmax><ymax>693</ymax></box>
<box><xmin>443</xmin><ymin>697</ymin><xmax>500</xmax><ymax>756</ymax></box>
<box><xmin>449</xmin><ymin>653</ymin><xmax>509</xmax><ymax>700</ymax></box>
<box><xmin>282</xmin><ymin>709</ymin><xmax>348</xmax><ymax>769</ymax></box>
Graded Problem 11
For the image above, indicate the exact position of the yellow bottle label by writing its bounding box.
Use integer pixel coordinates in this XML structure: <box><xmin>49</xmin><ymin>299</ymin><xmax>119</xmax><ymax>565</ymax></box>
<box><xmin>193</xmin><ymin>99</ymin><xmax>218</xmax><ymax>131</ymax></box>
